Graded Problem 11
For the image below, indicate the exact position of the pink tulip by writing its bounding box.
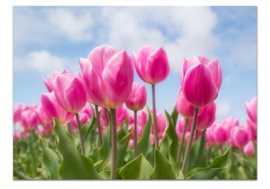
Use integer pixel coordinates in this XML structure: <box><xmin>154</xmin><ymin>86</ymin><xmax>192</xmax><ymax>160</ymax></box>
<box><xmin>245</xmin><ymin>97</ymin><xmax>257</xmax><ymax>124</ymax></box>
<box><xmin>176</xmin><ymin>87</ymin><xmax>198</xmax><ymax>119</ymax></box>
<box><xmin>132</xmin><ymin>45</ymin><xmax>170</xmax><ymax>85</ymax></box>
<box><xmin>230</xmin><ymin>126</ymin><xmax>249</xmax><ymax>148</ymax></box>
<box><xmin>150</xmin><ymin>134</ymin><xmax>163</xmax><ymax>145</ymax></box>
<box><xmin>41</xmin><ymin>91</ymin><xmax>74</xmax><ymax>125</ymax></box>
<box><xmin>129</xmin><ymin>114</ymin><xmax>134</xmax><ymax>125</ymax></box>
<box><xmin>205</xmin><ymin>127</ymin><xmax>215</xmax><ymax>144</ymax></box>
<box><xmin>80</xmin><ymin>45</ymin><xmax>134</xmax><ymax>109</ymax></box>
<box><xmin>131</xmin><ymin>125</ymin><xmax>143</xmax><ymax>139</ymax></box>
<box><xmin>80</xmin><ymin>103</ymin><xmax>93</xmax><ymax>118</ymax></box>
<box><xmin>137</xmin><ymin>108</ymin><xmax>147</xmax><ymax>127</ymax></box>
<box><xmin>13</xmin><ymin>104</ymin><xmax>28</xmax><ymax>124</ymax></box>
<box><xmin>125</xmin><ymin>82</ymin><xmax>147</xmax><ymax>111</ymax></box>
<box><xmin>176</xmin><ymin>118</ymin><xmax>191</xmax><ymax>140</ymax></box>
<box><xmin>213</xmin><ymin>123</ymin><xmax>228</xmax><ymax>144</ymax></box>
<box><xmin>243</xmin><ymin>141</ymin><xmax>255</xmax><ymax>156</ymax></box>
<box><xmin>181</xmin><ymin>57</ymin><xmax>222</xmax><ymax>108</ymax></box>
<box><xmin>242</xmin><ymin>124</ymin><xmax>257</xmax><ymax>141</ymax></box>
<box><xmin>33</xmin><ymin>105</ymin><xmax>52</xmax><ymax>126</ymax></box>
<box><xmin>72</xmin><ymin>113</ymin><xmax>89</xmax><ymax>129</ymax></box>
<box><xmin>116</xmin><ymin>105</ymin><xmax>129</xmax><ymax>127</ymax></box>
<box><xmin>150</xmin><ymin>109</ymin><xmax>167</xmax><ymax>138</ymax></box>
<box><xmin>53</xmin><ymin>72</ymin><xmax>87</xmax><ymax>113</ymax></box>
<box><xmin>36</xmin><ymin>129</ymin><xmax>44</xmax><ymax>135</ymax></box>
<box><xmin>13</xmin><ymin>131</ymin><xmax>20</xmax><ymax>140</ymax></box>
<box><xmin>246</xmin><ymin>117</ymin><xmax>257</xmax><ymax>135</ymax></box>
<box><xmin>43</xmin><ymin>123</ymin><xmax>54</xmax><ymax>134</ymax></box>
<box><xmin>189</xmin><ymin>102</ymin><xmax>216</xmax><ymax>131</ymax></box>
<box><xmin>20</xmin><ymin>109</ymin><xmax>39</xmax><ymax>130</ymax></box>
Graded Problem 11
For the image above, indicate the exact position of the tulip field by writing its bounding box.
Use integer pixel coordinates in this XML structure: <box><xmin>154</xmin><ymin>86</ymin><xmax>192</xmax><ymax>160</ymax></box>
<box><xmin>13</xmin><ymin>45</ymin><xmax>257</xmax><ymax>180</ymax></box>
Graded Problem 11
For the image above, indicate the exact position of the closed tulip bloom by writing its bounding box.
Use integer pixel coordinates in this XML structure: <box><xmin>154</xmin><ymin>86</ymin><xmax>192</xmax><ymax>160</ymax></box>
<box><xmin>230</xmin><ymin>126</ymin><xmax>249</xmax><ymax>148</ymax></box>
<box><xmin>132</xmin><ymin>45</ymin><xmax>170</xmax><ymax>85</ymax></box>
<box><xmin>13</xmin><ymin>104</ymin><xmax>28</xmax><ymax>123</ymax></box>
<box><xmin>243</xmin><ymin>141</ymin><xmax>255</xmax><ymax>156</ymax></box>
<box><xmin>20</xmin><ymin>109</ymin><xmax>39</xmax><ymax>130</ymax></box>
<box><xmin>41</xmin><ymin>91</ymin><xmax>74</xmax><ymax>125</ymax></box>
<box><xmin>33</xmin><ymin>105</ymin><xmax>52</xmax><ymax>126</ymax></box>
<box><xmin>53</xmin><ymin>72</ymin><xmax>87</xmax><ymax>113</ymax></box>
<box><xmin>80</xmin><ymin>45</ymin><xmax>134</xmax><ymax>109</ymax></box>
<box><xmin>150</xmin><ymin>109</ymin><xmax>167</xmax><ymax>138</ymax></box>
<box><xmin>245</xmin><ymin>97</ymin><xmax>257</xmax><ymax>124</ymax></box>
<box><xmin>116</xmin><ymin>105</ymin><xmax>129</xmax><ymax>126</ymax></box>
<box><xmin>213</xmin><ymin>124</ymin><xmax>228</xmax><ymax>144</ymax></box>
<box><xmin>43</xmin><ymin>70</ymin><xmax>70</xmax><ymax>92</ymax></box>
<box><xmin>137</xmin><ymin>109</ymin><xmax>147</xmax><ymax>127</ymax></box>
<box><xmin>189</xmin><ymin>102</ymin><xmax>216</xmax><ymax>131</ymax></box>
<box><xmin>181</xmin><ymin>57</ymin><xmax>222</xmax><ymax>108</ymax></box>
<box><xmin>125</xmin><ymin>82</ymin><xmax>147</xmax><ymax>111</ymax></box>
<box><xmin>205</xmin><ymin>127</ymin><xmax>214</xmax><ymax>144</ymax></box>
<box><xmin>176</xmin><ymin>87</ymin><xmax>197</xmax><ymax>119</ymax></box>
<box><xmin>246</xmin><ymin>117</ymin><xmax>257</xmax><ymax>135</ymax></box>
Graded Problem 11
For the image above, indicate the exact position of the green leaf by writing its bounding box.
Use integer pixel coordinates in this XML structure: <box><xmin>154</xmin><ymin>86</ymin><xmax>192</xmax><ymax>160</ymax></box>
<box><xmin>170</xmin><ymin>106</ymin><xmax>178</xmax><ymax>128</ymax></box>
<box><xmin>117</xmin><ymin>117</ymin><xmax>129</xmax><ymax>142</ymax></box>
<box><xmin>94</xmin><ymin>160</ymin><xmax>103</xmax><ymax>171</ymax></box>
<box><xmin>39</xmin><ymin>137</ymin><xmax>61</xmax><ymax>179</ymax></box>
<box><xmin>98</xmin><ymin>125</ymin><xmax>111</xmax><ymax>162</ymax></box>
<box><xmin>229</xmin><ymin>164</ymin><xmax>247</xmax><ymax>179</ymax></box>
<box><xmin>149</xmin><ymin>149</ymin><xmax>176</xmax><ymax>179</ymax></box>
<box><xmin>119</xmin><ymin>154</ymin><xmax>154</xmax><ymax>179</ymax></box>
<box><xmin>53</xmin><ymin>118</ymin><xmax>101</xmax><ymax>179</ymax></box>
<box><xmin>137</xmin><ymin>106</ymin><xmax>153</xmax><ymax>157</ymax></box>
<box><xmin>116</xmin><ymin>129</ymin><xmax>132</xmax><ymax>168</ymax></box>
<box><xmin>89</xmin><ymin>147</ymin><xmax>99</xmax><ymax>163</ymax></box>
<box><xmin>99</xmin><ymin>169</ymin><xmax>122</xmax><ymax>179</ymax></box>
<box><xmin>177</xmin><ymin>171</ymin><xmax>184</xmax><ymax>179</ymax></box>
<box><xmin>185</xmin><ymin>147</ymin><xmax>231</xmax><ymax>179</ymax></box>
<box><xmin>159</xmin><ymin>134</ymin><xmax>171</xmax><ymax>158</ymax></box>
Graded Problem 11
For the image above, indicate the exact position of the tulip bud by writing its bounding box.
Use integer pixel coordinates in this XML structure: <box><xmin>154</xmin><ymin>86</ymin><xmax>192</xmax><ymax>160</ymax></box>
<box><xmin>230</xmin><ymin>126</ymin><xmax>249</xmax><ymax>148</ymax></box>
<box><xmin>150</xmin><ymin>109</ymin><xmax>167</xmax><ymax>139</ymax></box>
<box><xmin>132</xmin><ymin>45</ymin><xmax>170</xmax><ymax>85</ymax></box>
<box><xmin>20</xmin><ymin>109</ymin><xmax>39</xmax><ymax>130</ymax></box>
<box><xmin>245</xmin><ymin>97</ymin><xmax>257</xmax><ymax>124</ymax></box>
<box><xmin>181</xmin><ymin>57</ymin><xmax>222</xmax><ymax>108</ymax></box>
<box><xmin>125</xmin><ymin>82</ymin><xmax>147</xmax><ymax>111</ymax></box>
<box><xmin>213</xmin><ymin>123</ymin><xmax>228</xmax><ymax>144</ymax></box>
<box><xmin>13</xmin><ymin>104</ymin><xmax>29</xmax><ymax>124</ymax></box>
<box><xmin>243</xmin><ymin>141</ymin><xmax>255</xmax><ymax>156</ymax></box>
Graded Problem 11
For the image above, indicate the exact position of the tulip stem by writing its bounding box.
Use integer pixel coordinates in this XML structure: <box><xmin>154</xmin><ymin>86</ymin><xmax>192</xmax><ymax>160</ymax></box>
<box><xmin>151</xmin><ymin>84</ymin><xmax>159</xmax><ymax>148</ymax></box>
<box><xmin>176</xmin><ymin>118</ymin><xmax>188</xmax><ymax>168</ymax></box>
<box><xmin>134</xmin><ymin>111</ymin><xmax>138</xmax><ymax>158</ymax></box>
<box><xmin>47</xmin><ymin>124</ymin><xmax>55</xmax><ymax>149</ymax></box>
<box><xmin>181</xmin><ymin>108</ymin><xmax>199</xmax><ymax>174</ymax></box>
<box><xmin>195</xmin><ymin>130</ymin><xmax>199</xmax><ymax>140</ymax></box>
<box><xmin>110</xmin><ymin>108</ymin><xmax>117</xmax><ymax>180</ymax></box>
<box><xmin>67</xmin><ymin>123</ymin><xmax>73</xmax><ymax>135</ymax></box>
<box><xmin>95</xmin><ymin>105</ymin><xmax>103</xmax><ymax>146</ymax></box>
<box><xmin>105</xmin><ymin>109</ymin><xmax>109</xmax><ymax>126</ymax></box>
<box><xmin>75</xmin><ymin>113</ymin><xmax>85</xmax><ymax>155</ymax></box>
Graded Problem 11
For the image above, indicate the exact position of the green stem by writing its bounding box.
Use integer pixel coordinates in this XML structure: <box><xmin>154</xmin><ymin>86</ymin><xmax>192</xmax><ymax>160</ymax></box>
<box><xmin>95</xmin><ymin>105</ymin><xmax>103</xmax><ymax>146</ymax></box>
<box><xmin>75</xmin><ymin>113</ymin><xmax>85</xmax><ymax>155</ymax></box>
<box><xmin>176</xmin><ymin>118</ymin><xmax>188</xmax><ymax>168</ymax></box>
<box><xmin>181</xmin><ymin>108</ymin><xmax>199</xmax><ymax>174</ymax></box>
<box><xmin>151</xmin><ymin>84</ymin><xmax>158</xmax><ymax>148</ymax></box>
<box><xmin>110</xmin><ymin>108</ymin><xmax>117</xmax><ymax>179</ymax></box>
<box><xmin>134</xmin><ymin>111</ymin><xmax>138</xmax><ymax>158</ymax></box>
<box><xmin>29</xmin><ymin>129</ymin><xmax>37</xmax><ymax>177</ymax></box>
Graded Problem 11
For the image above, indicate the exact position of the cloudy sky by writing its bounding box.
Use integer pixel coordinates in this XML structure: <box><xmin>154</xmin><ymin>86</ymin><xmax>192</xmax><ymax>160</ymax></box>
<box><xmin>13</xmin><ymin>6</ymin><xmax>257</xmax><ymax>125</ymax></box>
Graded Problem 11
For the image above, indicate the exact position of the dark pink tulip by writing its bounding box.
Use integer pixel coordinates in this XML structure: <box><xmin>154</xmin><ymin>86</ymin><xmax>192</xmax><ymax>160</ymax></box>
<box><xmin>72</xmin><ymin>113</ymin><xmax>89</xmax><ymax>129</ymax></box>
<box><xmin>13</xmin><ymin>104</ymin><xmax>28</xmax><ymax>124</ymax></box>
<box><xmin>125</xmin><ymin>82</ymin><xmax>147</xmax><ymax>111</ymax></box>
<box><xmin>245</xmin><ymin>97</ymin><xmax>257</xmax><ymax>124</ymax></box>
<box><xmin>20</xmin><ymin>109</ymin><xmax>39</xmax><ymax>130</ymax></box>
<box><xmin>53</xmin><ymin>72</ymin><xmax>87</xmax><ymax>113</ymax></box>
<box><xmin>243</xmin><ymin>141</ymin><xmax>255</xmax><ymax>156</ymax></box>
<box><xmin>189</xmin><ymin>102</ymin><xmax>216</xmax><ymax>131</ymax></box>
<box><xmin>80</xmin><ymin>45</ymin><xmax>134</xmax><ymax>109</ymax></box>
<box><xmin>41</xmin><ymin>91</ymin><xmax>74</xmax><ymax>125</ymax></box>
<box><xmin>150</xmin><ymin>109</ymin><xmax>167</xmax><ymax>139</ymax></box>
<box><xmin>231</xmin><ymin>126</ymin><xmax>249</xmax><ymax>148</ymax></box>
<box><xmin>182</xmin><ymin>57</ymin><xmax>222</xmax><ymax>108</ymax></box>
<box><xmin>176</xmin><ymin>87</ymin><xmax>197</xmax><ymax>119</ymax></box>
<box><xmin>213</xmin><ymin>123</ymin><xmax>228</xmax><ymax>144</ymax></box>
<box><xmin>132</xmin><ymin>45</ymin><xmax>170</xmax><ymax>85</ymax></box>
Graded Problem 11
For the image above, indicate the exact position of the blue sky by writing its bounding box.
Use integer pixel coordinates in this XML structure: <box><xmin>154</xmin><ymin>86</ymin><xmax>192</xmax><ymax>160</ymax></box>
<box><xmin>13</xmin><ymin>6</ymin><xmax>257</xmax><ymax>125</ymax></box>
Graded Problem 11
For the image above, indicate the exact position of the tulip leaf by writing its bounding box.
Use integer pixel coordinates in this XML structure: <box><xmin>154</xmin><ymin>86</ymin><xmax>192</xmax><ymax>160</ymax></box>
<box><xmin>119</xmin><ymin>153</ymin><xmax>154</xmax><ymax>179</ymax></box>
<box><xmin>117</xmin><ymin>117</ymin><xmax>130</xmax><ymax>142</ymax></box>
<box><xmin>149</xmin><ymin>149</ymin><xmax>176</xmax><ymax>179</ymax></box>
<box><xmin>159</xmin><ymin>134</ymin><xmax>171</xmax><ymax>158</ymax></box>
<box><xmin>39</xmin><ymin>137</ymin><xmax>61</xmax><ymax>179</ymax></box>
<box><xmin>177</xmin><ymin>171</ymin><xmax>184</xmax><ymax>179</ymax></box>
<box><xmin>170</xmin><ymin>106</ymin><xmax>178</xmax><ymax>128</ymax></box>
<box><xmin>99</xmin><ymin>168</ymin><xmax>122</xmax><ymax>179</ymax></box>
<box><xmin>94</xmin><ymin>160</ymin><xmax>103</xmax><ymax>171</ymax></box>
<box><xmin>185</xmin><ymin>147</ymin><xmax>231</xmax><ymax>179</ymax></box>
<box><xmin>98</xmin><ymin>125</ymin><xmax>111</xmax><ymax>162</ymax></box>
<box><xmin>137</xmin><ymin>106</ymin><xmax>153</xmax><ymax>157</ymax></box>
<box><xmin>117</xmin><ymin>129</ymin><xmax>132</xmax><ymax>168</ymax></box>
<box><xmin>53</xmin><ymin>118</ymin><xmax>101</xmax><ymax>179</ymax></box>
<box><xmin>229</xmin><ymin>164</ymin><xmax>247</xmax><ymax>179</ymax></box>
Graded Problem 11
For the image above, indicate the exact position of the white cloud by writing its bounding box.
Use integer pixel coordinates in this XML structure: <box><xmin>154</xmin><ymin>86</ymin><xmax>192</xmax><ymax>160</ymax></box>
<box><xmin>13</xmin><ymin>50</ymin><xmax>79</xmax><ymax>74</ymax></box>
<box><xmin>216</xmin><ymin>99</ymin><xmax>231</xmax><ymax>119</ymax></box>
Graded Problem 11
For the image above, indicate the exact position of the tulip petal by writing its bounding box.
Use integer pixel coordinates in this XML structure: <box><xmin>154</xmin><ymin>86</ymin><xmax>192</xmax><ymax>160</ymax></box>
<box><xmin>146</xmin><ymin>47</ymin><xmax>170</xmax><ymax>84</ymax></box>
<box><xmin>183</xmin><ymin>63</ymin><xmax>217</xmax><ymax>108</ymax></box>
<box><xmin>207</xmin><ymin>59</ymin><xmax>222</xmax><ymax>91</ymax></box>
<box><xmin>181</xmin><ymin>59</ymin><xmax>189</xmax><ymax>85</ymax></box>
<box><xmin>102</xmin><ymin>50</ymin><xmax>134</xmax><ymax>109</ymax></box>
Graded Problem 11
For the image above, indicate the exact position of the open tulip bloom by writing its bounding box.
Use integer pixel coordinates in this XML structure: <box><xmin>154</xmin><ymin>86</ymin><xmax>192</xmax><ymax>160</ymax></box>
<box><xmin>13</xmin><ymin>44</ymin><xmax>258</xmax><ymax>180</ymax></box>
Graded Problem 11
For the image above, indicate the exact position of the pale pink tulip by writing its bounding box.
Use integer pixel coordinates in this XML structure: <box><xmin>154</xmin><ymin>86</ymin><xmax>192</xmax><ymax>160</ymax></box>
<box><xmin>43</xmin><ymin>70</ymin><xmax>70</xmax><ymax>92</ymax></box>
<box><xmin>243</xmin><ymin>141</ymin><xmax>255</xmax><ymax>156</ymax></box>
<box><xmin>13</xmin><ymin>104</ymin><xmax>28</xmax><ymax>124</ymax></box>
<box><xmin>150</xmin><ymin>109</ymin><xmax>167</xmax><ymax>139</ymax></box>
<box><xmin>245</xmin><ymin>97</ymin><xmax>257</xmax><ymax>124</ymax></box>
<box><xmin>230</xmin><ymin>126</ymin><xmax>249</xmax><ymax>148</ymax></box>
<box><xmin>20</xmin><ymin>109</ymin><xmax>39</xmax><ymax>130</ymax></box>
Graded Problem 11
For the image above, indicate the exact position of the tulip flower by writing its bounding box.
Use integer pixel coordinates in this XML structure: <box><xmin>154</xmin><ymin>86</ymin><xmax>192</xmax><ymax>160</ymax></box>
<box><xmin>72</xmin><ymin>113</ymin><xmax>89</xmax><ymax>131</ymax></box>
<box><xmin>80</xmin><ymin>103</ymin><xmax>93</xmax><ymax>119</ymax></box>
<box><xmin>125</xmin><ymin>82</ymin><xmax>147</xmax><ymax>157</ymax></box>
<box><xmin>132</xmin><ymin>45</ymin><xmax>170</xmax><ymax>149</ymax></box>
<box><xmin>80</xmin><ymin>45</ymin><xmax>134</xmax><ymax>179</ymax></box>
<box><xmin>137</xmin><ymin>108</ymin><xmax>147</xmax><ymax>127</ymax></box>
<box><xmin>150</xmin><ymin>109</ymin><xmax>167</xmax><ymax>139</ymax></box>
<box><xmin>33</xmin><ymin>105</ymin><xmax>52</xmax><ymax>126</ymax></box>
<box><xmin>213</xmin><ymin>123</ymin><xmax>228</xmax><ymax>144</ymax></box>
<box><xmin>230</xmin><ymin>126</ymin><xmax>249</xmax><ymax>148</ymax></box>
<box><xmin>42</xmin><ymin>70</ymin><xmax>70</xmax><ymax>92</ymax></box>
<box><xmin>53</xmin><ymin>71</ymin><xmax>88</xmax><ymax>155</ymax></box>
<box><xmin>246</xmin><ymin>117</ymin><xmax>257</xmax><ymax>135</ymax></box>
<box><xmin>20</xmin><ymin>109</ymin><xmax>39</xmax><ymax>130</ymax></box>
<box><xmin>243</xmin><ymin>141</ymin><xmax>255</xmax><ymax>156</ymax></box>
<box><xmin>245</xmin><ymin>97</ymin><xmax>257</xmax><ymax>124</ymax></box>
<box><xmin>13</xmin><ymin>104</ymin><xmax>28</xmax><ymax>124</ymax></box>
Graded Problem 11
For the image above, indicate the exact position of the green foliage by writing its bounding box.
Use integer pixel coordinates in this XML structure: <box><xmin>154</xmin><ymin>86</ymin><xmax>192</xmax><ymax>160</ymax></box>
<box><xmin>170</xmin><ymin>106</ymin><xmax>179</xmax><ymax>128</ymax></box>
